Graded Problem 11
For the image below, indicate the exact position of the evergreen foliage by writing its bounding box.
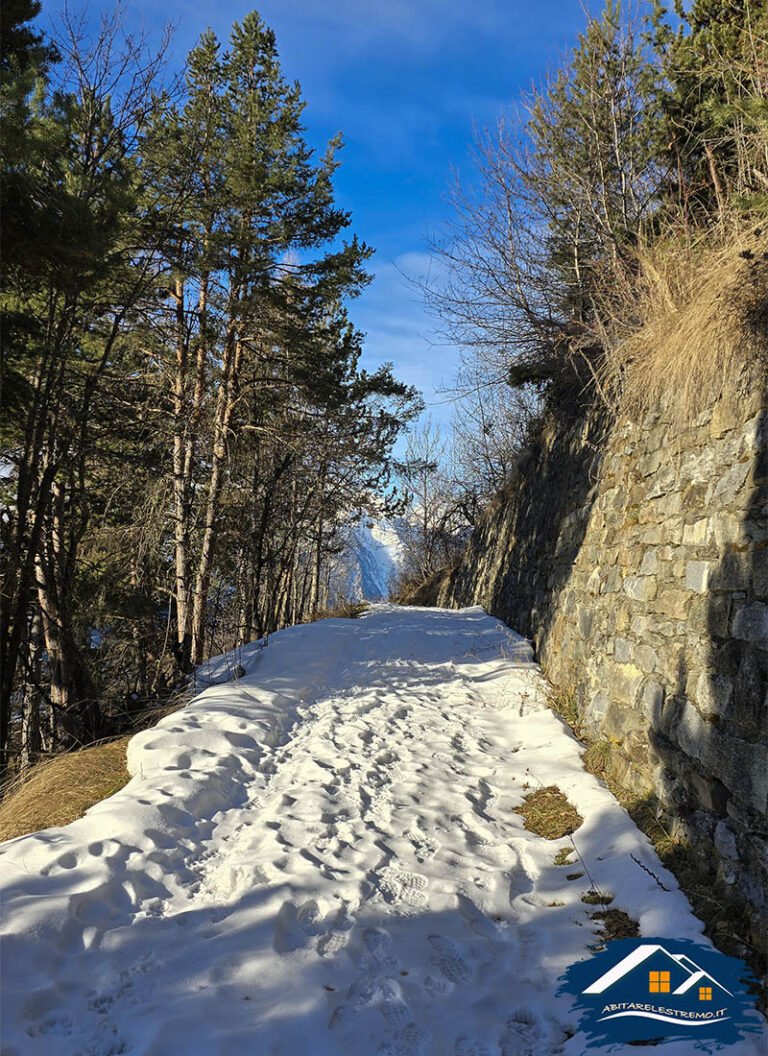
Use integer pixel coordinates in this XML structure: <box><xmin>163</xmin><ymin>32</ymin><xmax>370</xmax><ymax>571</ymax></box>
<box><xmin>0</xmin><ymin>7</ymin><xmax>420</xmax><ymax>775</ymax></box>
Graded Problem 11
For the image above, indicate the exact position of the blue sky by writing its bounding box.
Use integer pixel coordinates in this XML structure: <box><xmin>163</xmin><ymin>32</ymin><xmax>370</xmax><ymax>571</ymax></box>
<box><xmin>44</xmin><ymin>0</ymin><xmax>595</xmax><ymax>428</ymax></box>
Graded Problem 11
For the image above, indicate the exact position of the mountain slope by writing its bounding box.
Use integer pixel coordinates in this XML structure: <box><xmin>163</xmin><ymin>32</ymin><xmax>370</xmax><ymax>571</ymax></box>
<box><xmin>331</xmin><ymin>518</ymin><xmax>407</xmax><ymax>600</ymax></box>
<box><xmin>0</xmin><ymin>605</ymin><xmax>764</xmax><ymax>1055</ymax></box>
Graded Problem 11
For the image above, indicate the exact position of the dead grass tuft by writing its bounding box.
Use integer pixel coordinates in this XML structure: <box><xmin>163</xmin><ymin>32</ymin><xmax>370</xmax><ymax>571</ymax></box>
<box><xmin>309</xmin><ymin>600</ymin><xmax>369</xmax><ymax>621</ymax></box>
<box><xmin>590</xmin><ymin>908</ymin><xmax>640</xmax><ymax>946</ymax></box>
<box><xmin>515</xmin><ymin>785</ymin><xmax>583</xmax><ymax>840</ymax></box>
<box><xmin>598</xmin><ymin>226</ymin><xmax>768</xmax><ymax>425</ymax></box>
<box><xmin>0</xmin><ymin>737</ymin><xmax>132</xmax><ymax>842</ymax></box>
<box><xmin>582</xmin><ymin>890</ymin><xmax>614</xmax><ymax>906</ymax></box>
<box><xmin>547</xmin><ymin>682</ymin><xmax>582</xmax><ymax>734</ymax></box>
<box><xmin>583</xmin><ymin>739</ymin><xmax>613</xmax><ymax>780</ymax></box>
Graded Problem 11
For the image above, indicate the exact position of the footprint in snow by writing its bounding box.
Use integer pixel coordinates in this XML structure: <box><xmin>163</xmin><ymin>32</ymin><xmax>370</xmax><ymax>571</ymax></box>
<box><xmin>377</xmin><ymin>1022</ymin><xmax>429</xmax><ymax>1056</ymax></box>
<box><xmin>317</xmin><ymin>900</ymin><xmax>355</xmax><ymax>957</ymax></box>
<box><xmin>273</xmin><ymin>899</ymin><xmax>325</xmax><ymax>953</ymax></box>
<box><xmin>361</xmin><ymin>927</ymin><xmax>398</xmax><ymax>973</ymax></box>
<box><xmin>376</xmin><ymin>865</ymin><xmax>428</xmax><ymax>907</ymax></box>
<box><xmin>427</xmin><ymin>934</ymin><xmax>473</xmax><ymax>984</ymax></box>
<box><xmin>457</xmin><ymin>893</ymin><xmax>505</xmax><ymax>951</ymax></box>
<box><xmin>499</xmin><ymin>1011</ymin><xmax>547</xmax><ymax>1056</ymax></box>
<box><xmin>455</xmin><ymin>1039</ymin><xmax>491</xmax><ymax>1056</ymax></box>
<box><xmin>296</xmin><ymin>898</ymin><xmax>324</xmax><ymax>936</ymax></box>
<box><xmin>406</xmin><ymin>829</ymin><xmax>440</xmax><ymax>862</ymax></box>
<box><xmin>24</xmin><ymin>1013</ymin><xmax>74</xmax><ymax>1038</ymax></box>
<box><xmin>424</xmin><ymin>974</ymin><xmax>453</xmax><ymax>997</ymax></box>
<box><xmin>379</xmin><ymin>991</ymin><xmax>412</xmax><ymax>1028</ymax></box>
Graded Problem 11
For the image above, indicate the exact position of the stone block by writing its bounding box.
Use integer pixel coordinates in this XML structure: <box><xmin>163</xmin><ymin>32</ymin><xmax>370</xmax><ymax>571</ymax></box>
<box><xmin>577</xmin><ymin>608</ymin><xmax>594</xmax><ymax>638</ymax></box>
<box><xmin>648</xmin><ymin>465</ymin><xmax>677</xmax><ymax>500</ymax></box>
<box><xmin>652</xmin><ymin>589</ymin><xmax>692</xmax><ymax>620</ymax></box>
<box><xmin>601</xmin><ymin>567</ymin><xmax>623</xmax><ymax>594</ymax></box>
<box><xmin>705</xmin><ymin>594</ymin><xmax>732</xmax><ymax>638</ymax></box>
<box><xmin>714</xmin><ymin>820</ymin><xmax>740</xmax><ymax>860</ymax></box>
<box><xmin>689</xmin><ymin>771</ymin><xmax>730</xmax><ymax>815</ymax></box>
<box><xmin>656</xmin><ymin>491</ymin><xmax>683</xmax><ymax>517</ymax></box>
<box><xmin>614</xmin><ymin>637</ymin><xmax>633</xmax><ymax>663</ymax></box>
<box><xmin>586</xmin><ymin>568</ymin><xmax>602</xmax><ymax>596</ymax></box>
<box><xmin>742</xmin><ymin>410</ymin><xmax>768</xmax><ymax>453</ymax></box>
<box><xmin>732</xmin><ymin>602</ymin><xmax>768</xmax><ymax>646</ymax></box>
<box><xmin>755</xmin><ymin>552</ymin><xmax>768</xmax><ymax>600</ymax></box>
<box><xmin>682</xmin><ymin>481</ymin><xmax>709</xmax><ymax>510</ymax></box>
<box><xmin>608</xmin><ymin>662</ymin><xmax>645</xmax><ymax>705</ymax></box>
<box><xmin>639</xmin><ymin>550</ymin><xmax>659</xmax><ymax>575</ymax></box>
<box><xmin>701</xmin><ymin>732</ymin><xmax>768</xmax><ymax>815</ymax></box>
<box><xmin>709</xmin><ymin>398</ymin><xmax>737</xmax><ymax>439</ymax></box>
<box><xmin>712</xmin><ymin>550</ymin><xmax>751</xmax><ymax>592</ymax></box>
<box><xmin>676</xmin><ymin>701</ymin><xmax>710</xmax><ymax>762</ymax></box>
<box><xmin>641</xmin><ymin>680</ymin><xmax>665</xmax><ymax>724</ymax></box>
<box><xmin>712</xmin><ymin>512</ymin><xmax>748</xmax><ymax>548</ymax></box>
<box><xmin>694</xmin><ymin>671</ymin><xmax>733</xmax><ymax>719</ymax></box>
<box><xmin>635</xmin><ymin>643</ymin><xmax>659</xmax><ymax>672</ymax></box>
<box><xmin>604</xmin><ymin>698</ymin><xmax>644</xmax><ymax>742</ymax></box>
<box><xmin>682</xmin><ymin>518</ymin><xmax>710</xmax><ymax>546</ymax></box>
<box><xmin>712</xmin><ymin>462</ymin><xmax>750</xmax><ymax>505</ymax></box>
<box><xmin>585</xmin><ymin>689</ymin><xmax>609</xmax><ymax>725</ymax></box>
<box><xmin>685</xmin><ymin>560</ymin><xmax>714</xmax><ymax>594</ymax></box>
<box><xmin>624</xmin><ymin>575</ymin><xmax>658</xmax><ymax>602</ymax></box>
<box><xmin>637</xmin><ymin>450</ymin><xmax>664</xmax><ymax>477</ymax></box>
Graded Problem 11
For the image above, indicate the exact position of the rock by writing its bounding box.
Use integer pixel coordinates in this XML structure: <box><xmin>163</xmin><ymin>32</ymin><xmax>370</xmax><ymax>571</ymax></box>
<box><xmin>682</xmin><ymin>519</ymin><xmax>710</xmax><ymax>546</ymax></box>
<box><xmin>640</xmin><ymin>681</ymin><xmax>664</xmax><ymax>724</ymax></box>
<box><xmin>624</xmin><ymin>575</ymin><xmax>658</xmax><ymax>602</ymax></box>
<box><xmin>732</xmin><ymin>602</ymin><xmax>768</xmax><ymax>645</ymax></box>
<box><xmin>639</xmin><ymin>549</ymin><xmax>659</xmax><ymax>575</ymax></box>
<box><xmin>712</xmin><ymin>462</ymin><xmax>750</xmax><ymax>505</ymax></box>
<box><xmin>694</xmin><ymin>671</ymin><xmax>733</xmax><ymax>718</ymax></box>
<box><xmin>714</xmin><ymin>820</ymin><xmax>740</xmax><ymax>860</ymax></box>
<box><xmin>652</xmin><ymin>590</ymin><xmax>691</xmax><ymax>620</ymax></box>
<box><xmin>685</xmin><ymin>560</ymin><xmax>713</xmax><ymax>594</ymax></box>
<box><xmin>614</xmin><ymin>637</ymin><xmax>633</xmax><ymax>663</ymax></box>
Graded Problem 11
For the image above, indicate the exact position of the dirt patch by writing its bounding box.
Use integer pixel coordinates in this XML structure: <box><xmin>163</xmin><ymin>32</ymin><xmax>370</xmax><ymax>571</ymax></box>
<box><xmin>515</xmin><ymin>785</ymin><xmax>583</xmax><ymax>840</ymax></box>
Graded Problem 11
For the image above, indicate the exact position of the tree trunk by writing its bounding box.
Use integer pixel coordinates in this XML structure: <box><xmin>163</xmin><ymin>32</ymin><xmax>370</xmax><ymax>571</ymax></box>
<box><xmin>190</xmin><ymin>330</ymin><xmax>243</xmax><ymax>665</ymax></box>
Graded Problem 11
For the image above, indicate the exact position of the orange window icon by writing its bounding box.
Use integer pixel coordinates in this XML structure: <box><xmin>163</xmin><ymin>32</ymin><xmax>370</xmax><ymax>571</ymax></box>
<box><xmin>700</xmin><ymin>987</ymin><xmax>712</xmax><ymax>1001</ymax></box>
<box><xmin>649</xmin><ymin>971</ymin><xmax>670</xmax><ymax>993</ymax></box>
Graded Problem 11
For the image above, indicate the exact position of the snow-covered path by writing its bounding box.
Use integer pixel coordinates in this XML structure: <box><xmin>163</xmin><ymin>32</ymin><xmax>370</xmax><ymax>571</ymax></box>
<box><xmin>0</xmin><ymin>605</ymin><xmax>764</xmax><ymax>1055</ymax></box>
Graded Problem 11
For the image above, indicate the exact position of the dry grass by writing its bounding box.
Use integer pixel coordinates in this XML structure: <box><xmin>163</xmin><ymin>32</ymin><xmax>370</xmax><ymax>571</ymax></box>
<box><xmin>590</xmin><ymin>908</ymin><xmax>640</xmax><ymax>946</ymax></box>
<box><xmin>598</xmin><ymin>225</ymin><xmax>768</xmax><ymax>425</ymax></box>
<box><xmin>310</xmin><ymin>600</ymin><xmax>369</xmax><ymax>620</ymax></box>
<box><xmin>546</xmin><ymin>681</ymin><xmax>582</xmax><ymax>734</ymax></box>
<box><xmin>0</xmin><ymin>737</ymin><xmax>132</xmax><ymax>842</ymax></box>
<box><xmin>583</xmin><ymin>739</ymin><xmax>613</xmax><ymax>780</ymax></box>
<box><xmin>581</xmin><ymin>889</ymin><xmax>614</xmax><ymax>906</ymax></box>
<box><xmin>515</xmin><ymin>785</ymin><xmax>583</xmax><ymax>840</ymax></box>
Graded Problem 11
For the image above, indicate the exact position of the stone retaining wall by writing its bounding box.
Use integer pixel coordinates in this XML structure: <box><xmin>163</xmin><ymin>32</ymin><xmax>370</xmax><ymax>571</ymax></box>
<box><xmin>432</xmin><ymin>379</ymin><xmax>767</xmax><ymax>916</ymax></box>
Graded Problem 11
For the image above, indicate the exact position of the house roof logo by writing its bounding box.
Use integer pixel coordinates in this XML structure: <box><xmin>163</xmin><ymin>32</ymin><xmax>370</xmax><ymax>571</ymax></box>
<box><xmin>558</xmin><ymin>936</ymin><xmax>764</xmax><ymax>1050</ymax></box>
<box><xmin>583</xmin><ymin>943</ymin><xmax>733</xmax><ymax>1027</ymax></box>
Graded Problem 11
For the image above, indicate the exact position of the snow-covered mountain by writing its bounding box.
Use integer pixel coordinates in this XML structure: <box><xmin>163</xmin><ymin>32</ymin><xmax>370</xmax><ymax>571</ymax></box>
<box><xmin>331</xmin><ymin>517</ymin><xmax>408</xmax><ymax>600</ymax></box>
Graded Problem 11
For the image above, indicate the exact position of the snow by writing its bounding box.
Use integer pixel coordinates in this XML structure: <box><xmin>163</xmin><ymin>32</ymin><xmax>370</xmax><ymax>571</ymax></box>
<box><xmin>331</xmin><ymin>518</ymin><xmax>406</xmax><ymax>600</ymax></box>
<box><xmin>0</xmin><ymin>604</ymin><xmax>764</xmax><ymax>1056</ymax></box>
